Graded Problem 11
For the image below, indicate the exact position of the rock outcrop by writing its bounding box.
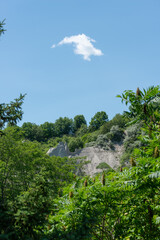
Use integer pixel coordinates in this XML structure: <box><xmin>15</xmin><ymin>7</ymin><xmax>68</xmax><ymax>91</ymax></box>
<box><xmin>47</xmin><ymin>142</ymin><xmax>123</xmax><ymax>176</ymax></box>
<box><xmin>47</xmin><ymin>142</ymin><xmax>70</xmax><ymax>157</ymax></box>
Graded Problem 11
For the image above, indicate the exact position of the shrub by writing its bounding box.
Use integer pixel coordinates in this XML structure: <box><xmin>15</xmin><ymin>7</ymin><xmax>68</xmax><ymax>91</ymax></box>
<box><xmin>109</xmin><ymin>125</ymin><xmax>125</xmax><ymax>142</ymax></box>
<box><xmin>68</xmin><ymin>138</ymin><xmax>84</xmax><ymax>152</ymax></box>
<box><xmin>82</xmin><ymin>131</ymin><xmax>99</xmax><ymax>144</ymax></box>
<box><xmin>96</xmin><ymin>162</ymin><xmax>110</xmax><ymax>169</ymax></box>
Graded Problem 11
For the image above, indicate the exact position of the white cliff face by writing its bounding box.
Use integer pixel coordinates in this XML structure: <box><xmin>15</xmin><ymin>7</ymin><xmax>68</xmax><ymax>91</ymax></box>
<box><xmin>47</xmin><ymin>142</ymin><xmax>70</xmax><ymax>157</ymax></box>
<box><xmin>47</xmin><ymin>142</ymin><xmax>123</xmax><ymax>176</ymax></box>
<box><xmin>73</xmin><ymin>145</ymin><xmax>122</xmax><ymax>176</ymax></box>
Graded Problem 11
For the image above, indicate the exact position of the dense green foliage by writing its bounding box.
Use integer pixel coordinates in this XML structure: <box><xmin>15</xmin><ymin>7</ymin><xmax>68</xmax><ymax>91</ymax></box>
<box><xmin>46</xmin><ymin>155</ymin><xmax>160</xmax><ymax>239</ymax></box>
<box><xmin>89</xmin><ymin>111</ymin><xmax>109</xmax><ymax>131</ymax></box>
<box><xmin>1</xmin><ymin>86</ymin><xmax>160</xmax><ymax>239</ymax></box>
<box><xmin>0</xmin><ymin>94</ymin><xmax>25</xmax><ymax>129</ymax></box>
<box><xmin>54</xmin><ymin>117</ymin><xmax>74</xmax><ymax>137</ymax></box>
<box><xmin>100</xmin><ymin>113</ymin><xmax>128</xmax><ymax>134</ymax></box>
<box><xmin>117</xmin><ymin>86</ymin><xmax>160</xmax><ymax>126</ymax></box>
<box><xmin>68</xmin><ymin>137</ymin><xmax>84</xmax><ymax>152</ymax></box>
<box><xmin>73</xmin><ymin>115</ymin><xmax>87</xmax><ymax>132</ymax></box>
<box><xmin>0</xmin><ymin>128</ymin><xmax>80</xmax><ymax>239</ymax></box>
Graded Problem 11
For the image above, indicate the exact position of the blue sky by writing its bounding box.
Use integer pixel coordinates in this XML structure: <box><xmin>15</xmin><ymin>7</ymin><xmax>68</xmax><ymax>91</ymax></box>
<box><xmin>0</xmin><ymin>0</ymin><xmax>160</xmax><ymax>125</ymax></box>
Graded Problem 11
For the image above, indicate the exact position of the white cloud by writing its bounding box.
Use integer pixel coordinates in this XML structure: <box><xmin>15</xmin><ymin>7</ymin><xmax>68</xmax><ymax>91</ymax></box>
<box><xmin>51</xmin><ymin>44</ymin><xmax>56</xmax><ymax>48</ymax></box>
<box><xmin>51</xmin><ymin>34</ymin><xmax>103</xmax><ymax>61</ymax></box>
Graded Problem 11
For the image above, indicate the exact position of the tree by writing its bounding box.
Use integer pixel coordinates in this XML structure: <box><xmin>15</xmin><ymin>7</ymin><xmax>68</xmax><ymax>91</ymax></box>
<box><xmin>54</xmin><ymin>117</ymin><xmax>74</xmax><ymax>137</ymax></box>
<box><xmin>40</xmin><ymin>122</ymin><xmax>55</xmax><ymax>140</ymax></box>
<box><xmin>89</xmin><ymin>111</ymin><xmax>108</xmax><ymax>131</ymax></box>
<box><xmin>100</xmin><ymin>114</ymin><xmax>128</xmax><ymax>134</ymax></box>
<box><xmin>76</xmin><ymin>123</ymin><xmax>88</xmax><ymax>136</ymax></box>
<box><xmin>0</xmin><ymin>128</ymin><xmax>47</xmax><ymax>205</ymax></box>
<box><xmin>0</xmin><ymin>94</ymin><xmax>25</xmax><ymax>130</ymax></box>
<box><xmin>0</xmin><ymin>126</ymin><xmax>78</xmax><ymax>238</ymax></box>
<box><xmin>117</xmin><ymin>86</ymin><xmax>160</xmax><ymax>126</ymax></box>
<box><xmin>21</xmin><ymin>122</ymin><xmax>44</xmax><ymax>142</ymax></box>
<box><xmin>111</xmin><ymin>113</ymin><xmax>128</xmax><ymax>128</ymax></box>
<box><xmin>0</xmin><ymin>25</ymin><xmax>25</xmax><ymax>130</ymax></box>
<box><xmin>74</xmin><ymin>115</ymin><xmax>87</xmax><ymax>132</ymax></box>
<box><xmin>68</xmin><ymin>137</ymin><xmax>84</xmax><ymax>152</ymax></box>
<box><xmin>0</xmin><ymin>19</ymin><xmax>6</xmax><ymax>37</ymax></box>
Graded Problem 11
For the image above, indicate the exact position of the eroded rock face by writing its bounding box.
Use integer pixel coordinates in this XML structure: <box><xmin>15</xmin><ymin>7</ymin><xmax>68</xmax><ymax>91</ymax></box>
<box><xmin>47</xmin><ymin>142</ymin><xmax>123</xmax><ymax>176</ymax></box>
<box><xmin>47</xmin><ymin>142</ymin><xmax>70</xmax><ymax>158</ymax></box>
<box><xmin>73</xmin><ymin>145</ymin><xmax>122</xmax><ymax>176</ymax></box>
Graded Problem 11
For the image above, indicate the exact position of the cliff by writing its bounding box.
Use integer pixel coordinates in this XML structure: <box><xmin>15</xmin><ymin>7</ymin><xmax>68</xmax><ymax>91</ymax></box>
<box><xmin>47</xmin><ymin>142</ymin><xmax>123</xmax><ymax>176</ymax></box>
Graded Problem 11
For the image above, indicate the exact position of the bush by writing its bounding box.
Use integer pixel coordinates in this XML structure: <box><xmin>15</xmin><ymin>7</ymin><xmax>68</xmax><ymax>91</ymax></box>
<box><xmin>120</xmin><ymin>152</ymin><xmax>131</xmax><ymax>165</ymax></box>
<box><xmin>120</xmin><ymin>123</ymin><xmax>142</xmax><ymax>165</ymax></box>
<box><xmin>85</xmin><ymin>134</ymin><xmax>114</xmax><ymax>150</ymax></box>
<box><xmin>75</xmin><ymin>124</ymin><xmax>88</xmax><ymax>136</ymax></box>
<box><xmin>82</xmin><ymin>131</ymin><xmax>99</xmax><ymax>144</ymax></box>
<box><xmin>108</xmin><ymin>125</ymin><xmax>124</xmax><ymax>142</ymax></box>
<box><xmin>100</xmin><ymin>121</ymin><xmax>113</xmax><ymax>134</ymax></box>
<box><xmin>68</xmin><ymin>138</ymin><xmax>84</xmax><ymax>152</ymax></box>
<box><xmin>96</xmin><ymin>162</ymin><xmax>110</xmax><ymax>169</ymax></box>
<box><xmin>100</xmin><ymin>114</ymin><xmax>128</xmax><ymax>134</ymax></box>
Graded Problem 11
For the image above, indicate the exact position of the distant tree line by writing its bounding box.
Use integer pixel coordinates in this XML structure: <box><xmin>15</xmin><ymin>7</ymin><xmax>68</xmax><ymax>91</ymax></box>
<box><xmin>19</xmin><ymin>111</ymin><xmax>110</xmax><ymax>142</ymax></box>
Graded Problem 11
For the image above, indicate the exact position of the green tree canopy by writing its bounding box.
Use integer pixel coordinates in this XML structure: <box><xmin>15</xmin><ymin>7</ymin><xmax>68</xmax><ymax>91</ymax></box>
<box><xmin>40</xmin><ymin>122</ymin><xmax>55</xmax><ymax>140</ymax></box>
<box><xmin>100</xmin><ymin>113</ymin><xmax>128</xmax><ymax>134</ymax></box>
<box><xmin>0</xmin><ymin>94</ymin><xmax>25</xmax><ymax>130</ymax></box>
<box><xmin>21</xmin><ymin>122</ymin><xmax>44</xmax><ymax>142</ymax></box>
<box><xmin>89</xmin><ymin>111</ymin><xmax>108</xmax><ymax>131</ymax></box>
<box><xmin>68</xmin><ymin>137</ymin><xmax>84</xmax><ymax>152</ymax></box>
<box><xmin>54</xmin><ymin>117</ymin><xmax>74</xmax><ymax>137</ymax></box>
<box><xmin>74</xmin><ymin>115</ymin><xmax>87</xmax><ymax>132</ymax></box>
<box><xmin>117</xmin><ymin>86</ymin><xmax>160</xmax><ymax>125</ymax></box>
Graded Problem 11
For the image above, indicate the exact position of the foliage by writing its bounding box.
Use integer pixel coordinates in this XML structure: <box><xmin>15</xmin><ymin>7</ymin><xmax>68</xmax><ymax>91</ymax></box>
<box><xmin>0</xmin><ymin>19</ymin><xmax>6</xmax><ymax>37</ymax></box>
<box><xmin>89</xmin><ymin>111</ymin><xmax>108</xmax><ymax>131</ymax></box>
<box><xmin>86</xmin><ymin>134</ymin><xmax>114</xmax><ymax>150</ymax></box>
<box><xmin>82</xmin><ymin>130</ymin><xmax>99</xmax><ymax>144</ymax></box>
<box><xmin>100</xmin><ymin>113</ymin><xmax>128</xmax><ymax>134</ymax></box>
<box><xmin>107</xmin><ymin>125</ymin><xmax>124</xmax><ymax>142</ymax></box>
<box><xmin>117</xmin><ymin>86</ymin><xmax>160</xmax><ymax>125</ymax></box>
<box><xmin>42</xmin><ymin>86</ymin><xmax>160</xmax><ymax>239</ymax></box>
<box><xmin>54</xmin><ymin>117</ymin><xmax>74</xmax><ymax>137</ymax></box>
<box><xmin>2</xmin><ymin>86</ymin><xmax>160</xmax><ymax>239</ymax></box>
<box><xmin>111</xmin><ymin>113</ymin><xmax>129</xmax><ymax>128</ymax></box>
<box><xmin>99</xmin><ymin>120</ymin><xmax>113</xmax><ymax>134</ymax></box>
<box><xmin>68</xmin><ymin>137</ymin><xmax>84</xmax><ymax>152</ymax></box>
<box><xmin>85</xmin><ymin>125</ymin><xmax>124</xmax><ymax>150</ymax></box>
<box><xmin>73</xmin><ymin>115</ymin><xmax>87</xmax><ymax>132</ymax></box>
<box><xmin>75</xmin><ymin>123</ymin><xmax>88</xmax><ymax>137</ymax></box>
<box><xmin>12</xmin><ymin>175</ymin><xmax>52</xmax><ymax>239</ymax></box>
<box><xmin>96</xmin><ymin>162</ymin><xmax>110</xmax><ymax>169</ymax></box>
<box><xmin>21</xmin><ymin>122</ymin><xmax>44</xmax><ymax>142</ymax></box>
<box><xmin>120</xmin><ymin>123</ymin><xmax>142</xmax><ymax>165</ymax></box>
<box><xmin>0</xmin><ymin>94</ymin><xmax>25</xmax><ymax>129</ymax></box>
<box><xmin>0</xmin><ymin>127</ymin><xmax>78</xmax><ymax>239</ymax></box>
<box><xmin>40</xmin><ymin>122</ymin><xmax>55</xmax><ymax>140</ymax></box>
<box><xmin>44</xmin><ymin>156</ymin><xmax>160</xmax><ymax>239</ymax></box>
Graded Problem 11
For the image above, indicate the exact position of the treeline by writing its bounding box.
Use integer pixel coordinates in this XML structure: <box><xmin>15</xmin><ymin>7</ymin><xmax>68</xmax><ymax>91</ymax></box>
<box><xmin>15</xmin><ymin>111</ymin><xmax>129</xmax><ymax>155</ymax></box>
<box><xmin>20</xmin><ymin>111</ymin><xmax>108</xmax><ymax>141</ymax></box>
<box><xmin>18</xmin><ymin>112</ymin><xmax>127</xmax><ymax>145</ymax></box>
